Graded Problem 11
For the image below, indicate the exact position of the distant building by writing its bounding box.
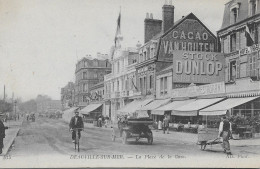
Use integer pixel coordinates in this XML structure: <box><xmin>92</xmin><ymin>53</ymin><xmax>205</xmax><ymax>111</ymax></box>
<box><xmin>37</xmin><ymin>100</ymin><xmax>62</xmax><ymax>113</ymax></box>
<box><xmin>60</xmin><ymin>82</ymin><xmax>75</xmax><ymax>110</ymax></box>
<box><xmin>75</xmin><ymin>54</ymin><xmax>111</xmax><ymax>108</ymax></box>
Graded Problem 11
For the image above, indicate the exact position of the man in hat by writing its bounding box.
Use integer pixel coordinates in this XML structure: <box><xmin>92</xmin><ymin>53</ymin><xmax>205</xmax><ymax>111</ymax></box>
<box><xmin>69</xmin><ymin>111</ymin><xmax>84</xmax><ymax>143</ymax></box>
<box><xmin>218</xmin><ymin>116</ymin><xmax>232</xmax><ymax>155</ymax></box>
<box><xmin>0</xmin><ymin>114</ymin><xmax>8</xmax><ymax>154</ymax></box>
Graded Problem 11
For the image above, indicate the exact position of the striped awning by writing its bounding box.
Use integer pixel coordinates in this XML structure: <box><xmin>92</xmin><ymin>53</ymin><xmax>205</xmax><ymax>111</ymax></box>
<box><xmin>200</xmin><ymin>96</ymin><xmax>259</xmax><ymax>116</ymax></box>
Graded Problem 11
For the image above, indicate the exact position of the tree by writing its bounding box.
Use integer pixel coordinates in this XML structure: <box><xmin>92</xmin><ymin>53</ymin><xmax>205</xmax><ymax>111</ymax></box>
<box><xmin>0</xmin><ymin>100</ymin><xmax>13</xmax><ymax>113</ymax></box>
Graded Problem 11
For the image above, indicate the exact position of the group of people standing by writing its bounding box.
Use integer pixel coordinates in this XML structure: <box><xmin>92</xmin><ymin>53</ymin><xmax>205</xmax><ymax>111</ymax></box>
<box><xmin>157</xmin><ymin>116</ymin><xmax>170</xmax><ymax>134</ymax></box>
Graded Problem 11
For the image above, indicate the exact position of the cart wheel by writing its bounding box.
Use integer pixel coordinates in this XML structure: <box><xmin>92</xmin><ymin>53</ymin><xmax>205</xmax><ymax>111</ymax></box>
<box><xmin>122</xmin><ymin>131</ymin><xmax>127</xmax><ymax>144</ymax></box>
<box><xmin>147</xmin><ymin>132</ymin><xmax>153</xmax><ymax>145</ymax></box>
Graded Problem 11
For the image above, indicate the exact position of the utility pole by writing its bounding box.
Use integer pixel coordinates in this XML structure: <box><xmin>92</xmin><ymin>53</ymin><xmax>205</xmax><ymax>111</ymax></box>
<box><xmin>3</xmin><ymin>85</ymin><xmax>5</xmax><ymax>102</ymax></box>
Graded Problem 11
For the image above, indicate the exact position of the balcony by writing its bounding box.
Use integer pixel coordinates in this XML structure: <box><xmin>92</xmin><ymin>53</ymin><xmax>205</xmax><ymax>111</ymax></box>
<box><xmin>121</xmin><ymin>90</ymin><xmax>129</xmax><ymax>97</ymax></box>
<box><xmin>129</xmin><ymin>90</ymin><xmax>141</xmax><ymax>97</ymax></box>
<box><xmin>104</xmin><ymin>73</ymin><xmax>113</xmax><ymax>81</ymax></box>
<box><xmin>110</xmin><ymin>91</ymin><xmax>121</xmax><ymax>98</ymax></box>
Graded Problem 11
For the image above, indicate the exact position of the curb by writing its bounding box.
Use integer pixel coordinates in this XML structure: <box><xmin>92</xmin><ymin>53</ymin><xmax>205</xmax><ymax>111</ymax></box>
<box><xmin>0</xmin><ymin>128</ymin><xmax>20</xmax><ymax>156</ymax></box>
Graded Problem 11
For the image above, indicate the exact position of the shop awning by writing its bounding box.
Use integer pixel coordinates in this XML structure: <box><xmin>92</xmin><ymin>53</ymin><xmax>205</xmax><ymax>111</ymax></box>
<box><xmin>173</xmin><ymin>98</ymin><xmax>224</xmax><ymax>116</ymax></box>
<box><xmin>151</xmin><ymin>99</ymin><xmax>195</xmax><ymax>115</ymax></box>
<box><xmin>139</xmin><ymin>99</ymin><xmax>171</xmax><ymax>111</ymax></box>
<box><xmin>80</xmin><ymin>103</ymin><xmax>102</xmax><ymax>115</ymax></box>
<box><xmin>200</xmin><ymin>96</ymin><xmax>259</xmax><ymax>116</ymax></box>
<box><xmin>118</xmin><ymin>99</ymin><xmax>153</xmax><ymax>114</ymax></box>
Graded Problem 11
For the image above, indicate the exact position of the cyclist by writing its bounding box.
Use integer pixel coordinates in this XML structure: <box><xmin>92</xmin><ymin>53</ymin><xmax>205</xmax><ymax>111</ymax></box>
<box><xmin>69</xmin><ymin>111</ymin><xmax>84</xmax><ymax>143</ymax></box>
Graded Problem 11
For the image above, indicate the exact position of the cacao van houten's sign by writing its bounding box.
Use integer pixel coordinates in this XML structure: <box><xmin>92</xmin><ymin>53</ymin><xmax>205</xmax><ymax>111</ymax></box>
<box><xmin>171</xmin><ymin>81</ymin><xmax>225</xmax><ymax>98</ymax></box>
<box><xmin>172</xmin><ymin>51</ymin><xmax>225</xmax><ymax>84</ymax></box>
<box><xmin>158</xmin><ymin>19</ymin><xmax>217</xmax><ymax>61</ymax></box>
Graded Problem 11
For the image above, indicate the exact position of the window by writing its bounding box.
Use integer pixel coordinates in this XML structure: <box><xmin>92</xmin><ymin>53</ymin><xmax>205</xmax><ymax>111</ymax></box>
<box><xmin>251</xmin><ymin>0</ymin><xmax>257</xmax><ymax>16</ymax></box>
<box><xmin>117</xmin><ymin>80</ymin><xmax>119</xmax><ymax>91</ymax></box>
<box><xmin>83</xmin><ymin>83</ymin><xmax>88</xmax><ymax>92</ymax></box>
<box><xmin>230</xmin><ymin>34</ymin><xmax>236</xmax><ymax>52</ymax></box>
<box><xmin>117</xmin><ymin>61</ymin><xmax>120</xmax><ymax>73</ymax></box>
<box><xmin>140</xmin><ymin>78</ymin><xmax>143</xmax><ymax>93</ymax></box>
<box><xmin>93</xmin><ymin>71</ymin><xmax>98</xmax><ymax>78</ymax></box>
<box><xmin>164</xmin><ymin>77</ymin><xmax>167</xmax><ymax>94</ymax></box>
<box><xmin>160</xmin><ymin>78</ymin><xmax>164</xmax><ymax>95</ymax></box>
<box><xmin>149</xmin><ymin>75</ymin><xmax>153</xmax><ymax>89</ymax></box>
<box><xmin>83</xmin><ymin>72</ymin><xmax>87</xmax><ymax>79</ymax></box>
<box><xmin>144</xmin><ymin>77</ymin><xmax>146</xmax><ymax>94</ymax></box>
<box><xmin>229</xmin><ymin>61</ymin><xmax>236</xmax><ymax>81</ymax></box>
<box><xmin>144</xmin><ymin>51</ymin><xmax>147</xmax><ymax>60</ymax></box>
<box><xmin>84</xmin><ymin>61</ymin><xmax>88</xmax><ymax>67</ymax></box>
<box><xmin>249</xmin><ymin>55</ymin><xmax>257</xmax><ymax>76</ymax></box>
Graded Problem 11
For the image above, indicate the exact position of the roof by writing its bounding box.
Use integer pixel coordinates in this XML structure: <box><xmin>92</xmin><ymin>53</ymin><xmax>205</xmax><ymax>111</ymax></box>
<box><xmin>220</xmin><ymin>0</ymin><xmax>260</xmax><ymax>31</ymax></box>
<box><xmin>161</xmin><ymin>13</ymin><xmax>216</xmax><ymax>39</ymax></box>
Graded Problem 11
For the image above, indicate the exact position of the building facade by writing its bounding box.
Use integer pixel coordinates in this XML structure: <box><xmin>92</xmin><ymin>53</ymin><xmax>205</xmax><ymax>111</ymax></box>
<box><xmin>217</xmin><ymin>0</ymin><xmax>260</xmax><ymax>118</ymax></box>
<box><xmin>104</xmin><ymin>46</ymin><xmax>139</xmax><ymax>121</ymax></box>
<box><xmin>60</xmin><ymin>82</ymin><xmax>75</xmax><ymax>110</ymax></box>
<box><xmin>75</xmin><ymin>55</ymin><xmax>111</xmax><ymax>108</ymax></box>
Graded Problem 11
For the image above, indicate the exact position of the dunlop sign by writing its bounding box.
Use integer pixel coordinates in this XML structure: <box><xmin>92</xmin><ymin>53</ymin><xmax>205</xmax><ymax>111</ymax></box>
<box><xmin>172</xmin><ymin>51</ymin><xmax>225</xmax><ymax>83</ymax></box>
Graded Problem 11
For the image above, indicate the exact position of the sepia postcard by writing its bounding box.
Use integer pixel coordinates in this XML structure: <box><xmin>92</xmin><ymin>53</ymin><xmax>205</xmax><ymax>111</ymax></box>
<box><xmin>0</xmin><ymin>0</ymin><xmax>260</xmax><ymax>168</ymax></box>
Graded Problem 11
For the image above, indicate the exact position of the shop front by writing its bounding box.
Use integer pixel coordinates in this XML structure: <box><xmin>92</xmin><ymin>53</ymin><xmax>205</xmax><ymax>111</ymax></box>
<box><xmin>80</xmin><ymin>103</ymin><xmax>103</xmax><ymax>124</ymax></box>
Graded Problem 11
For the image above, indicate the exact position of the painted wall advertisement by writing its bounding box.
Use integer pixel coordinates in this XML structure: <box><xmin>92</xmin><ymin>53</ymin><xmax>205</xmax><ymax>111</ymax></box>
<box><xmin>172</xmin><ymin>51</ymin><xmax>225</xmax><ymax>84</ymax></box>
<box><xmin>158</xmin><ymin>18</ymin><xmax>217</xmax><ymax>62</ymax></box>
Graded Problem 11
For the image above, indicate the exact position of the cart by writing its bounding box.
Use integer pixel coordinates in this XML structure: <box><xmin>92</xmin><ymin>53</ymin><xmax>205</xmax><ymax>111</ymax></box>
<box><xmin>111</xmin><ymin>118</ymin><xmax>153</xmax><ymax>145</ymax></box>
<box><xmin>197</xmin><ymin>128</ymin><xmax>222</xmax><ymax>150</ymax></box>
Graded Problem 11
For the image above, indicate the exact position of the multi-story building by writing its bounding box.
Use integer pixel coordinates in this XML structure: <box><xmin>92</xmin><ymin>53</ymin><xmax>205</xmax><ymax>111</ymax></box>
<box><xmin>135</xmin><ymin>2</ymin><xmax>223</xmax><ymax>122</ymax></box>
<box><xmin>74</xmin><ymin>54</ymin><xmax>111</xmax><ymax>108</ymax></box>
<box><xmin>104</xmin><ymin>45</ymin><xmax>139</xmax><ymax>121</ymax></box>
<box><xmin>60</xmin><ymin>82</ymin><xmax>75</xmax><ymax>110</ymax></box>
<box><xmin>217</xmin><ymin>0</ymin><xmax>260</xmax><ymax>118</ymax></box>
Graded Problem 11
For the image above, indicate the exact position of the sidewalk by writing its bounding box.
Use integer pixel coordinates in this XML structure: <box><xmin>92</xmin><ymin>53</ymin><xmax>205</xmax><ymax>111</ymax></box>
<box><xmin>84</xmin><ymin>122</ymin><xmax>260</xmax><ymax>146</ymax></box>
<box><xmin>1</xmin><ymin>120</ymin><xmax>23</xmax><ymax>156</ymax></box>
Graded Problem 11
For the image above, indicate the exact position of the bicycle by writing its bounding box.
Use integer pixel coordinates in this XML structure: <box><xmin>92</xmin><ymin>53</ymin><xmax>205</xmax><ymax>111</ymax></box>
<box><xmin>71</xmin><ymin>128</ymin><xmax>84</xmax><ymax>152</ymax></box>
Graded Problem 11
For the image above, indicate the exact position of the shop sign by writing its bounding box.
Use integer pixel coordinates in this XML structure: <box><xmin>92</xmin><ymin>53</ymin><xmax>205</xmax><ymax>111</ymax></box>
<box><xmin>172</xmin><ymin>51</ymin><xmax>225</xmax><ymax>84</ymax></box>
<box><xmin>158</xmin><ymin>19</ymin><xmax>217</xmax><ymax>61</ymax></box>
<box><xmin>239</xmin><ymin>44</ymin><xmax>260</xmax><ymax>56</ymax></box>
<box><xmin>137</xmin><ymin>64</ymin><xmax>155</xmax><ymax>76</ymax></box>
<box><xmin>171</xmin><ymin>81</ymin><xmax>225</xmax><ymax>98</ymax></box>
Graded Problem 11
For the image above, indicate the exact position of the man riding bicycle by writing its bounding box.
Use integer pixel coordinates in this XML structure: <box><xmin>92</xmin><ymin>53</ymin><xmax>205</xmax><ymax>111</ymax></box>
<box><xmin>69</xmin><ymin>111</ymin><xmax>84</xmax><ymax>143</ymax></box>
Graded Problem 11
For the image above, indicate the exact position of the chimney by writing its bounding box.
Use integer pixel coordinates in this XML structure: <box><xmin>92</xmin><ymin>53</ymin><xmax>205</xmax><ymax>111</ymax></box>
<box><xmin>144</xmin><ymin>13</ymin><xmax>162</xmax><ymax>43</ymax></box>
<box><xmin>162</xmin><ymin>1</ymin><xmax>174</xmax><ymax>33</ymax></box>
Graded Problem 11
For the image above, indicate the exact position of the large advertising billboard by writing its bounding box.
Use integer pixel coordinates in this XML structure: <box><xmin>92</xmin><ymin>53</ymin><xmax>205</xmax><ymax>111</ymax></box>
<box><xmin>172</xmin><ymin>51</ymin><xmax>225</xmax><ymax>84</ymax></box>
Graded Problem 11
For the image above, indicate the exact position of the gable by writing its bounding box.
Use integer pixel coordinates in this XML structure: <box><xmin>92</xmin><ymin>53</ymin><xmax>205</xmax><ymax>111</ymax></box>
<box><xmin>158</xmin><ymin>18</ymin><xmax>217</xmax><ymax>62</ymax></box>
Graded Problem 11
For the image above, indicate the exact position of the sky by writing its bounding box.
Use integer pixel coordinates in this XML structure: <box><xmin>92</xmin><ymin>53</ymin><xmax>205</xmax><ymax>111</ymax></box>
<box><xmin>0</xmin><ymin>0</ymin><xmax>229</xmax><ymax>101</ymax></box>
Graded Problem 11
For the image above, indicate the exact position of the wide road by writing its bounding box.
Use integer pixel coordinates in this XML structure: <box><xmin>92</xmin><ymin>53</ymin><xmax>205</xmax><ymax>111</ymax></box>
<box><xmin>5</xmin><ymin>117</ymin><xmax>260</xmax><ymax>167</ymax></box>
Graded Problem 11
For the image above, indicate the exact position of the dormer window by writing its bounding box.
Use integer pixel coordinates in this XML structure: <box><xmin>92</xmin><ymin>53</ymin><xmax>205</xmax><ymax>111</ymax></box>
<box><xmin>251</xmin><ymin>0</ymin><xmax>257</xmax><ymax>16</ymax></box>
<box><xmin>230</xmin><ymin>3</ymin><xmax>240</xmax><ymax>24</ymax></box>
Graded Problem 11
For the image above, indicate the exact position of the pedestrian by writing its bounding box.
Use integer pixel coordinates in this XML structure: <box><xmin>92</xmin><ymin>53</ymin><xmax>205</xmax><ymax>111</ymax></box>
<box><xmin>69</xmin><ymin>111</ymin><xmax>84</xmax><ymax>143</ymax></box>
<box><xmin>163</xmin><ymin>116</ymin><xmax>169</xmax><ymax>134</ymax></box>
<box><xmin>158</xmin><ymin>119</ymin><xmax>162</xmax><ymax>130</ymax></box>
<box><xmin>218</xmin><ymin>116</ymin><xmax>232</xmax><ymax>155</ymax></box>
<box><xmin>98</xmin><ymin>116</ymin><xmax>102</xmax><ymax>127</ymax></box>
<box><xmin>0</xmin><ymin>114</ymin><xmax>9</xmax><ymax>154</ymax></box>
